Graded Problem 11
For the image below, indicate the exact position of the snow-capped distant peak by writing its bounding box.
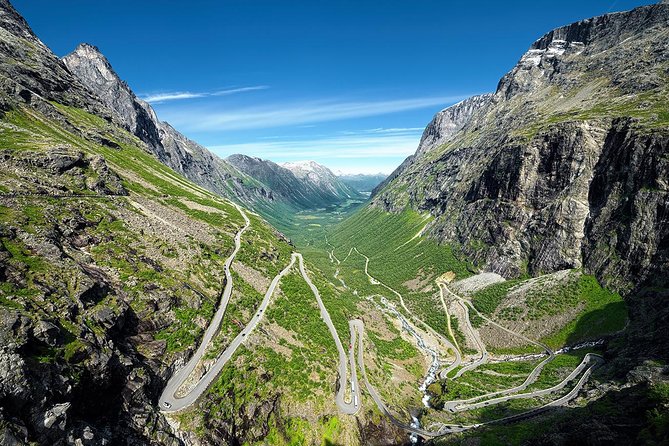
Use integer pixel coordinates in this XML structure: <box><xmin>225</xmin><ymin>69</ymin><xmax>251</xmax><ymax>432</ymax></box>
<box><xmin>281</xmin><ymin>160</ymin><xmax>322</xmax><ymax>172</ymax></box>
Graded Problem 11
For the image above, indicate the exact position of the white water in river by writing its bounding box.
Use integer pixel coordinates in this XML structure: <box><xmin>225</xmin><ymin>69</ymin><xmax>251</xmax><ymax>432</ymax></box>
<box><xmin>379</xmin><ymin>298</ymin><xmax>440</xmax><ymax>406</ymax></box>
<box><xmin>409</xmin><ymin>416</ymin><xmax>421</xmax><ymax>444</ymax></box>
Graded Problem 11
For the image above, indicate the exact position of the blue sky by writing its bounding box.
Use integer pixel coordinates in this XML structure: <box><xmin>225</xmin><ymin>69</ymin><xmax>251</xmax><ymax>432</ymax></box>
<box><xmin>14</xmin><ymin>0</ymin><xmax>654</xmax><ymax>174</ymax></box>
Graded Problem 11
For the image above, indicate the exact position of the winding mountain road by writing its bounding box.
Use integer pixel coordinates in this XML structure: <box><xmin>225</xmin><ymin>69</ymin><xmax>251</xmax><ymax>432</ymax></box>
<box><xmin>160</xmin><ymin>224</ymin><xmax>360</xmax><ymax>414</ymax></box>
<box><xmin>334</xmin><ymin>244</ymin><xmax>602</xmax><ymax>439</ymax></box>
<box><xmin>352</xmin><ymin>248</ymin><xmax>459</xmax><ymax>363</ymax></box>
<box><xmin>437</xmin><ymin>282</ymin><xmax>488</xmax><ymax>379</ymax></box>
<box><xmin>160</xmin><ymin>203</ymin><xmax>251</xmax><ymax>412</ymax></box>
<box><xmin>348</xmin><ymin>317</ymin><xmax>603</xmax><ymax>438</ymax></box>
<box><xmin>296</xmin><ymin>253</ymin><xmax>361</xmax><ymax>414</ymax></box>
<box><xmin>449</xmin><ymin>353</ymin><xmax>603</xmax><ymax>412</ymax></box>
<box><xmin>159</xmin><ymin>224</ymin><xmax>603</xmax><ymax>441</ymax></box>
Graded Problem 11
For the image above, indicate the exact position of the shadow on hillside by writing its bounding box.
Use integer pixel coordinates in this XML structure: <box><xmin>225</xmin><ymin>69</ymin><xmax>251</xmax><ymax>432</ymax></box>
<box><xmin>565</xmin><ymin>300</ymin><xmax>628</xmax><ymax>346</ymax></box>
<box><xmin>431</xmin><ymin>382</ymin><xmax>668</xmax><ymax>446</ymax></box>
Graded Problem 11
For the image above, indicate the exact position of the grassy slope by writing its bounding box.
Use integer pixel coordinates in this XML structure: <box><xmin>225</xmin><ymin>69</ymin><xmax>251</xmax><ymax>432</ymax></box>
<box><xmin>308</xmin><ymin>205</ymin><xmax>471</xmax><ymax>344</ymax></box>
<box><xmin>470</xmin><ymin>272</ymin><xmax>627</xmax><ymax>349</ymax></box>
<box><xmin>0</xmin><ymin>101</ymin><xmax>361</xmax><ymax>443</ymax></box>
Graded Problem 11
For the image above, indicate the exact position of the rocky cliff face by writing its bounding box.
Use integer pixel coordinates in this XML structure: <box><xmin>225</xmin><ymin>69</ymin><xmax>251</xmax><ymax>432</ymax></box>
<box><xmin>371</xmin><ymin>94</ymin><xmax>492</xmax><ymax>197</ymax></box>
<box><xmin>63</xmin><ymin>44</ymin><xmax>164</xmax><ymax>151</ymax></box>
<box><xmin>0</xmin><ymin>1</ymin><xmax>105</xmax><ymax>115</ymax></box>
<box><xmin>228</xmin><ymin>155</ymin><xmax>363</xmax><ymax>210</ymax></box>
<box><xmin>415</xmin><ymin>94</ymin><xmax>494</xmax><ymax>158</ymax></box>
<box><xmin>62</xmin><ymin>44</ymin><xmax>275</xmax><ymax>210</ymax></box>
<box><xmin>373</xmin><ymin>2</ymin><xmax>669</xmax><ymax>295</ymax></box>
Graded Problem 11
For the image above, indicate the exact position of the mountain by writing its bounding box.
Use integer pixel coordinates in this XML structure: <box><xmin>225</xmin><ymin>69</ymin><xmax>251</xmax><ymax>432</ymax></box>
<box><xmin>373</xmin><ymin>2</ymin><xmax>669</xmax><ymax>293</ymax></box>
<box><xmin>227</xmin><ymin>155</ymin><xmax>363</xmax><ymax>210</ymax></box>
<box><xmin>415</xmin><ymin>94</ymin><xmax>494</xmax><ymax>158</ymax></box>
<box><xmin>337</xmin><ymin>173</ymin><xmax>387</xmax><ymax>194</ymax></box>
<box><xmin>332</xmin><ymin>1</ymin><xmax>669</xmax><ymax>443</ymax></box>
<box><xmin>0</xmin><ymin>2</ymin><xmax>402</xmax><ymax>445</ymax></box>
<box><xmin>281</xmin><ymin>160</ymin><xmax>362</xmax><ymax>201</ymax></box>
<box><xmin>61</xmin><ymin>44</ymin><xmax>275</xmax><ymax>207</ymax></box>
<box><xmin>371</xmin><ymin>94</ymin><xmax>492</xmax><ymax>197</ymax></box>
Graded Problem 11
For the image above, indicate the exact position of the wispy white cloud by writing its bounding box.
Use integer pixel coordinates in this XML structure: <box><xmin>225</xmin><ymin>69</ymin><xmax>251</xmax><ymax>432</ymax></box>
<box><xmin>208</xmin><ymin>129</ymin><xmax>423</xmax><ymax>174</ymax></box>
<box><xmin>340</xmin><ymin>127</ymin><xmax>425</xmax><ymax>136</ymax></box>
<box><xmin>142</xmin><ymin>86</ymin><xmax>268</xmax><ymax>104</ymax></box>
<box><xmin>210</xmin><ymin>86</ymin><xmax>269</xmax><ymax>96</ymax></box>
<box><xmin>142</xmin><ymin>92</ymin><xmax>205</xmax><ymax>103</ymax></box>
<box><xmin>163</xmin><ymin>95</ymin><xmax>469</xmax><ymax>131</ymax></box>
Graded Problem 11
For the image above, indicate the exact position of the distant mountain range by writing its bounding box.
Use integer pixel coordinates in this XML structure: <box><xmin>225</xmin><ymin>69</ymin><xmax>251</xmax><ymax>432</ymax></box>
<box><xmin>61</xmin><ymin>44</ymin><xmax>373</xmax><ymax>224</ymax></box>
<box><xmin>226</xmin><ymin>155</ymin><xmax>364</xmax><ymax>210</ymax></box>
<box><xmin>337</xmin><ymin>173</ymin><xmax>387</xmax><ymax>194</ymax></box>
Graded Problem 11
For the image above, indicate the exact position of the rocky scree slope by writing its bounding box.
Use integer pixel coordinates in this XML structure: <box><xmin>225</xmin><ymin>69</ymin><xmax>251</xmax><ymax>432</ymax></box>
<box><xmin>373</xmin><ymin>2</ymin><xmax>669</xmax><ymax>298</ymax></box>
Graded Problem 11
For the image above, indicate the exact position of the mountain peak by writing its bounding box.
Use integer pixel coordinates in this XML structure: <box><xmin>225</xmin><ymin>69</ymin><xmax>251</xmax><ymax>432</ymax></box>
<box><xmin>415</xmin><ymin>93</ymin><xmax>494</xmax><ymax>157</ymax></box>
<box><xmin>281</xmin><ymin>160</ymin><xmax>336</xmax><ymax>182</ymax></box>
<box><xmin>0</xmin><ymin>0</ymin><xmax>37</xmax><ymax>40</ymax></box>
<box><xmin>62</xmin><ymin>42</ymin><xmax>164</xmax><ymax>148</ymax></box>
<box><xmin>64</xmin><ymin>43</ymin><xmax>122</xmax><ymax>87</ymax></box>
<box><xmin>281</xmin><ymin>160</ymin><xmax>323</xmax><ymax>172</ymax></box>
<box><xmin>73</xmin><ymin>42</ymin><xmax>103</xmax><ymax>55</ymax></box>
<box><xmin>69</xmin><ymin>43</ymin><xmax>109</xmax><ymax>64</ymax></box>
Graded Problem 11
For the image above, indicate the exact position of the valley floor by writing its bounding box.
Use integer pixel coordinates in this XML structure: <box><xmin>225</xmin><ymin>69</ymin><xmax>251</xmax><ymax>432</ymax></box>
<box><xmin>160</xmin><ymin>201</ymin><xmax>632</xmax><ymax>445</ymax></box>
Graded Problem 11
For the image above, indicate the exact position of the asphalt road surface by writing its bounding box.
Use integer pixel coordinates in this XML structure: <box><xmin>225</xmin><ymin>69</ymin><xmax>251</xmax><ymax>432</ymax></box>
<box><xmin>160</xmin><ymin>245</ymin><xmax>360</xmax><ymax>413</ymax></box>
<box><xmin>160</xmin><ymin>230</ymin><xmax>604</xmax><ymax>441</ymax></box>
<box><xmin>160</xmin><ymin>203</ymin><xmax>251</xmax><ymax>412</ymax></box>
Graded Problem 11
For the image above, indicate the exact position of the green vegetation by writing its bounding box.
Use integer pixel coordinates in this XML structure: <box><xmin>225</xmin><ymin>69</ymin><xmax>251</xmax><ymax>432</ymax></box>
<box><xmin>470</xmin><ymin>271</ymin><xmax>627</xmax><ymax>348</ymax></box>
<box><xmin>469</xmin><ymin>310</ymin><xmax>484</xmax><ymax>329</ymax></box>
<box><xmin>320</xmin><ymin>415</ymin><xmax>342</xmax><ymax>445</ymax></box>
<box><xmin>205</xmin><ymin>270</ymin><xmax>267</xmax><ymax>359</ymax></box>
<box><xmin>237</xmin><ymin>212</ymin><xmax>293</xmax><ymax>277</ymax></box>
<box><xmin>515</xmin><ymin>86</ymin><xmax>669</xmax><ymax>141</ymax></box>
<box><xmin>525</xmin><ymin>350</ymin><xmax>593</xmax><ymax>392</ymax></box>
<box><xmin>0</xmin><ymin>101</ymin><xmax>298</xmax><ymax>394</ymax></box>
<box><xmin>639</xmin><ymin>382</ymin><xmax>669</xmax><ymax>444</ymax></box>
<box><xmin>329</xmin><ymin>207</ymin><xmax>471</xmax><ymax>287</ymax></box>
<box><xmin>449</xmin><ymin>316</ymin><xmax>476</xmax><ymax>355</ymax></box>
<box><xmin>204</xmin><ymin>347</ymin><xmax>270</xmax><ymax>432</ymax></box>
<box><xmin>367</xmin><ymin>329</ymin><xmax>417</xmax><ymax>361</ymax></box>
<box><xmin>260</xmin><ymin>270</ymin><xmax>338</xmax><ymax>400</ymax></box>
<box><xmin>257</xmin><ymin>198</ymin><xmax>367</xmax><ymax>245</ymax></box>
<box><xmin>262</xmin><ymin>416</ymin><xmax>311</xmax><ymax>446</ymax></box>
<box><xmin>303</xmin><ymin>206</ymin><xmax>472</xmax><ymax>342</ymax></box>
<box><xmin>542</xmin><ymin>274</ymin><xmax>627</xmax><ymax>348</ymax></box>
<box><xmin>471</xmin><ymin>280</ymin><xmax>521</xmax><ymax>315</ymax></box>
<box><xmin>0</xmin><ymin>67</ymin><xmax>648</xmax><ymax>446</ymax></box>
<box><xmin>155</xmin><ymin>300</ymin><xmax>215</xmax><ymax>353</ymax></box>
<box><xmin>433</xmin><ymin>358</ymin><xmax>540</xmax><ymax>405</ymax></box>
